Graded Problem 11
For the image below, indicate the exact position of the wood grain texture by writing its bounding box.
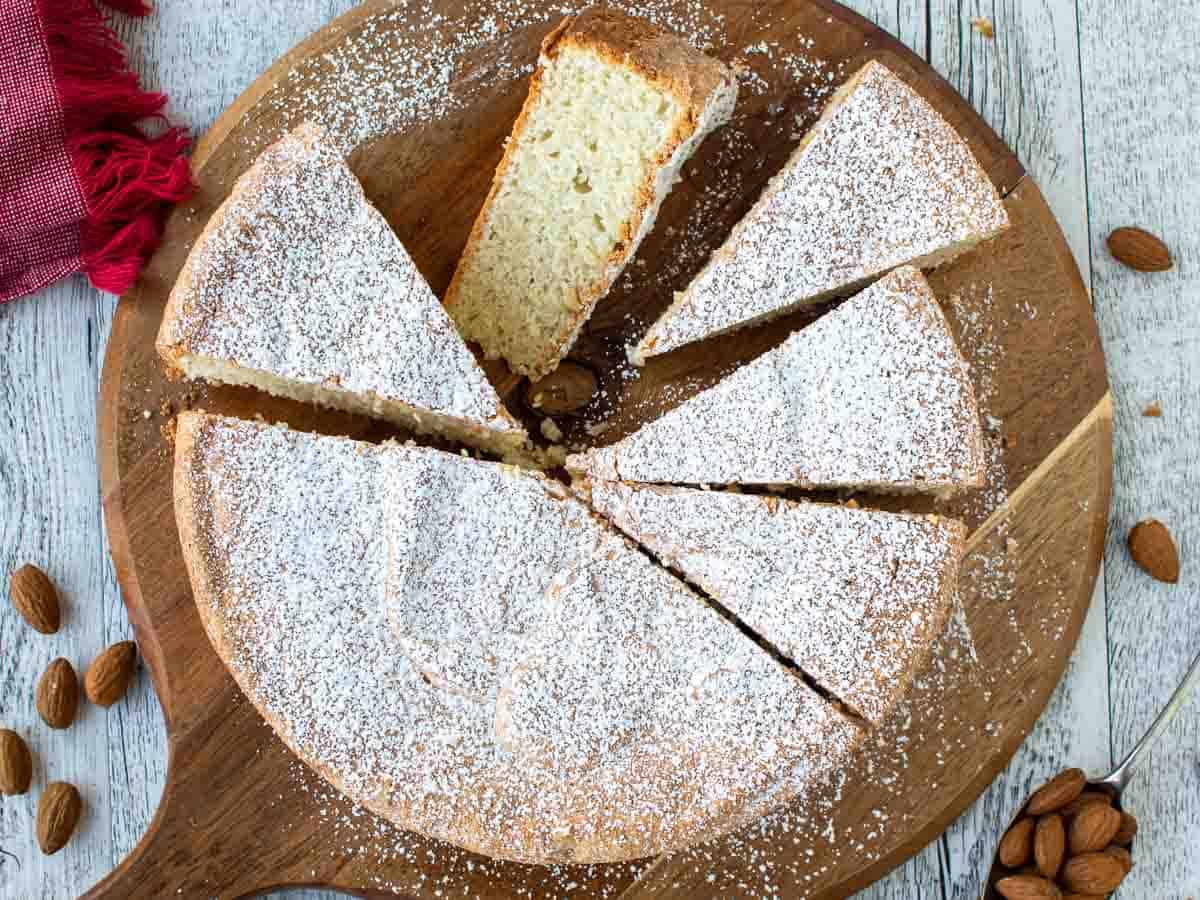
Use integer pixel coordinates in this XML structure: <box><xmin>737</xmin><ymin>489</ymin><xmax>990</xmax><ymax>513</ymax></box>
<box><xmin>1078</xmin><ymin>1</ymin><xmax>1200</xmax><ymax>896</ymax></box>
<box><xmin>7</xmin><ymin>0</ymin><xmax>1193</xmax><ymax>898</ymax></box>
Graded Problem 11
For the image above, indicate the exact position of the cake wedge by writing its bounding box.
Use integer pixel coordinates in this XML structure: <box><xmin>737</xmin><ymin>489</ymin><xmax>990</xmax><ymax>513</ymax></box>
<box><xmin>569</xmin><ymin>266</ymin><xmax>985</xmax><ymax>494</ymax></box>
<box><xmin>635</xmin><ymin>59</ymin><xmax>1008</xmax><ymax>360</ymax></box>
<box><xmin>584</xmin><ymin>480</ymin><xmax>966</xmax><ymax>724</ymax></box>
<box><xmin>443</xmin><ymin>9</ymin><xmax>738</xmax><ymax>378</ymax></box>
<box><xmin>157</xmin><ymin>124</ymin><xmax>526</xmax><ymax>457</ymax></box>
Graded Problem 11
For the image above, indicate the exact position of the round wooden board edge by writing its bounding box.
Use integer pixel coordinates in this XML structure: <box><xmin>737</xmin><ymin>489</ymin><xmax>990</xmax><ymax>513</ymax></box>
<box><xmin>93</xmin><ymin>2</ymin><xmax>1108</xmax><ymax>898</ymax></box>
<box><xmin>828</xmin><ymin>395</ymin><xmax>1114</xmax><ymax>899</ymax></box>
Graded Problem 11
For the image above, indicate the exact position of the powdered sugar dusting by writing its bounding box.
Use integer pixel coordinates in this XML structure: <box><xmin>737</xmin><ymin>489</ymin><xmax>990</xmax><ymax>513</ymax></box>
<box><xmin>587</xmin><ymin>482</ymin><xmax>966</xmax><ymax>724</ymax></box>
<box><xmin>161</xmin><ymin>125</ymin><xmax>519</xmax><ymax>438</ymax></box>
<box><xmin>383</xmin><ymin>457</ymin><xmax>605</xmax><ymax>702</ymax></box>
<box><xmin>178</xmin><ymin>412</ymin><xmax>859</xmax><ymax>866</ymax></box>
<box><xmin>254</xmin><ymin>0</ymin><xmax>733</xmax><ymax>157</ymax></box>
<box><xmin>637</xmin><ymin>60</ymin><xmax>1009</xmax><ymax>358</ymax></box>
<box><xmin>569</xmin><ymin>267</ymin><xmax>985</xmax><ymax>492</ymax></box>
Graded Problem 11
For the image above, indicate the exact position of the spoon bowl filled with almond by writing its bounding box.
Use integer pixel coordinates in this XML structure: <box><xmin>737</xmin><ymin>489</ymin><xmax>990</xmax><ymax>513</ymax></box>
<box><xmin>985</xmin><ymin>648</ymin><xmax>1200</xmax><ymax>899</ymax></box>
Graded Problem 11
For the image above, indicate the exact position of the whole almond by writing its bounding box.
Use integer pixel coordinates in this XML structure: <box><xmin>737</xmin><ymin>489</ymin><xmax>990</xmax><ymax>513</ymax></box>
<box><xmin>1060</xmin><ymin>790</ymin><xmax>1112</xmax><ymax>820</ymax></box>
<box><xmin>1108</xmin><ymin>227</ymin><xmax>1172</xmax><ymax>272</ymax></box>
<box><xmin>999</xmin><ymin>817</ymin><xmax>1036</xmax><ymax>868</ymax></box>
<box><xmin>0</xmin><ymin>729</ymin><xmax>33</xmax><ymax>795</ymax></box>
<box><xmin>1061</xmin><ymin>851</ymin><xmax>1129</xmax><ymax>894</ymax></box>
<box><xmin>85</xmin><ymin>641</ymin><xmax>137</xmax><ymax>707</ymax></box>
<box><xmin>1026</xmin><ymin>768</ymin><xmax>1086</xmax><ymax>815</ymax></box>
<box><xmin>36</xmin><ymin>658</ymin><xmax>79</xmax><ymax>729</ymax></box>
<box><xmin>9</xmin><ymin>564</ymin><xmax>61</xmax><ymax>634</ymax></box>
<box><xmin>1069</xmin><ymin>803</ymin><xmax>1121</xmax><ymax>854</ymax></box>
<box><xmin>1113</xmin><ymin>811</ymin><xmax>1138</xmax><ymax>845</ymax></box>
<box><xmin>1128</xmin><ymin>519</ymin><xmax>1180</xmax><ymax>583</ymax></box>
<box><xmin>1061</xmin><ymin>895</ymin><xmax>1106</xmax><ymax>900</ymax></box>
<box><xmin>1034</xmin><ymin>813</ymin><xmax>1065</xmax><ymax>878</ymax></box>
<box><xmin>1104</xmin><ymin>844</ymin><xmax>1134</xmax><ymax>873</ymax></box>
<box><xmin>36</xmin><ymin>781</ymin><xmax>81</xmax><ymax>854</ymax></box>
<box><xmin>994</xmin><ymin>874</ymin><xmax>1061</xmax><ymax>900</ymax></box>
<box><xmin>524</xmin><ymin>362</ymin><xmax>600</xmax><ymax>416</ymax></box>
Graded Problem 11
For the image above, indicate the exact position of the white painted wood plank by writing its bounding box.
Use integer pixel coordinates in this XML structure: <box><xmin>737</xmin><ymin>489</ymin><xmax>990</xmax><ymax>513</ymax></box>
<box><xmin>846</xmin><ymin>3</ymin><xmax>1110</xmax><ymax>897</ymax></box>
<box><xmin>1078</xmin><ymin>2</ymin><xmax>1200</xmax><ymax>896</ymax></box>
<box><xmin>0</xmin><ymin>2</ymin><xmax>1162</xmax><ymax>899</ymax></box>
<box><xmin>908</xmin><ymin>3</ymin><xmax>1112</xmax><ymax>897</ymax></box>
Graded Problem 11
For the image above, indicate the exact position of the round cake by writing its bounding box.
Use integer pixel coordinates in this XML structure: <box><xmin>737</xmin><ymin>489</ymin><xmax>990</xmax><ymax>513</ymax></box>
<box><xmin>166</xmin><ymin>10</ymin><xmax>1001</xmax><ymax>867</ymax></box>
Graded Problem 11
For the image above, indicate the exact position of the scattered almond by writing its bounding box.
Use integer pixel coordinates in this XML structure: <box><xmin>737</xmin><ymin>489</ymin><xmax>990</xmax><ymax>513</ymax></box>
<box><xmin>85</xmin><ymin>641</ymin><xmax>138</xmax><ymax>708</ymax></box>
<box><xmin>1107</xmin><ymin>226</ymin><xmax>1172</xmax><ymax>272</ymax></box>
<box><xmin>1034</xmin><ymin>813</ymin><xmax>1065</xmax><ymax>878</ymax></box>
<box><xmin>995</xmin><ymin>874</ymin><xmax>1061</xmax><ymax>900</ymax></box>
<box><xmin>1069</xmin><ymin>803</ymin><xmax>1121</xmax><ymax>854</ymax></box>
<box><xmin>1113</xmin><ymin>811</ymin><xmax>1138</xmax><ymax>845</ymax></box>
<box><xmin>1104</xmin><ymin>844</ymin><xmax>1134</xmax><ymax>873</ymax></box>
<box><xmin>1142</xmin><ymin>401</ymin><xmax>1162</xmax><ymax>418</ymax></box>
<box><xmin>9</xmin><ymin>564</ymin><xmax>61</xmax><ymax>635</ymax></box>
<box><xmin>523</xmin><ymin>362</ymin><xmax>599</xmax><ymax>416</ymax></box>
<box><xmin>36</xmin><ymin>658</ymin><xmax>79</xmax><ymax>729</ymax></box>
<box><xmin>1027</xmin><ymin>768</ymin><xmax>1086</xmax><ymax>815</ymax></box>
<box><xmin>0</xmin><ymin>729</ymin><xmax>33</xmax><ymax>795</ymax></box>
<box><xmin>999</xmin><ymin>817</ymin><xmax>1036</xmax><ymax>868</ymax></box>
<box><xmin>1061</xmin><ymin>851</ymin><xmax>1129</xmax><ymax>894</ymax></box>
<box><xmin>36</xmin><ymin>781</ymin><xmax>82</xmax><ymax>855</ymax></box>
<box><xmin>1128</xmin><ymin>518</ymin><xmax>1180</xmax><ymax>583</ymax></box>
<box><xmin>971</xmin><ymin>16</ymin><xmax>995</xmax><ymax>38</ymax></box>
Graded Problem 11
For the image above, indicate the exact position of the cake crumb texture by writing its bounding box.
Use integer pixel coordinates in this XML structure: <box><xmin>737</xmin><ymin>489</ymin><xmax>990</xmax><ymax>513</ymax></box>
<box><xmin>444</xmin><ymin>9</ymin><xmax>737</xmax><ymax>377</ymax></box>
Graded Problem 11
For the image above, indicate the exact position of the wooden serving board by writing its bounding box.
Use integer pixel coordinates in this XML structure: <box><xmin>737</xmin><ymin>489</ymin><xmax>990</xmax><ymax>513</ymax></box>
<box><xmin>92</xmin><ymin>1</ymin><xmax>1111</xmax><ymax>897</ymax></box>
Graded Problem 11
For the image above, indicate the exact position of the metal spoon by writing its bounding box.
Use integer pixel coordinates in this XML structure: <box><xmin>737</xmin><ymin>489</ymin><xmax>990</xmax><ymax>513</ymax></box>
<box><xmin>983</xmin><ymin>647</ymin><xmax>1200</xmax><ymax>897</ymax></box>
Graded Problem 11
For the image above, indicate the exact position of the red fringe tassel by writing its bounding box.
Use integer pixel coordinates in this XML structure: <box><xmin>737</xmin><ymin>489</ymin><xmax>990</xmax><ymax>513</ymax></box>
<box><xmin>39</xmin><ymin>0</ymin><xmax>193</xmax><ymax>295</ymax></box>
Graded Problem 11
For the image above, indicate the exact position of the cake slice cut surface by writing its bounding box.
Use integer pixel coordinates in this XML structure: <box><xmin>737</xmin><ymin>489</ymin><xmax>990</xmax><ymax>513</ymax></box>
<box><xmin>443</xmin><ymin>9</ymin><xmax>738</xmax><ymax>378</ymax></box>
<box><xmin>585</xmin><ymin>480</ymin><xmax>966</xmax><ymax>724</ymax></box>
<box><xmin>570</xmin><ymin>266</ymin><xmax>985</xmax><ymax>494</ymax></box>
<box><xmin>157</xmin><ymin>124</ymin><xmax>525</xmax><ymax>457</ymax></box>
<box><xmin>636</xmin><ymin>59</ymin><xmax>1008</xmax><ymax>360</ymax></box>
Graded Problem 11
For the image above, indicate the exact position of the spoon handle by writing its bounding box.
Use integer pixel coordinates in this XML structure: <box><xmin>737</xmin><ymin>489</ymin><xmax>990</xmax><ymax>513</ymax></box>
<box><xmin>1099</xmin><ymin>647</ymin><xmax>1200</xmax><ymax>793</ymax></box>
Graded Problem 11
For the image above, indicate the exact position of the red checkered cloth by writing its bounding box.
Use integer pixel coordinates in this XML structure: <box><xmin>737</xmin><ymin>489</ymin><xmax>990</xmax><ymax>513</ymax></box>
<box><xmin>0</xmin><ymin>0</ymin><xmax>192</xmax><ymax>303</ymax></box>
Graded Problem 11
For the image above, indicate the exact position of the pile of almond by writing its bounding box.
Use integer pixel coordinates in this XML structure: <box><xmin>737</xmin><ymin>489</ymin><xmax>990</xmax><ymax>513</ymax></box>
<box><xmin>3</xmin><ymin>564</ymin><xmax>140</xmax><ymax>856</ymax></box>
<box><xmin>994</xmin><ymin>768</ymin><xmax>1137</xmax><ymax>899</ymax></box>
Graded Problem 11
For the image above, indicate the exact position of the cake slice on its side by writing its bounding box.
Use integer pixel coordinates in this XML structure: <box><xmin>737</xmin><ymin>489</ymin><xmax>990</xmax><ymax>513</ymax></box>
<box><xmin>157</xmin><ymin>124</ymin><xmax>526</xmax><ymax>458</ymax></box>
<box><xmin>382</xmin><ymin>452</ymin><xmax>610</xmax><ymax>702</ymax></box>
<box><xmin>569</xmin><ymin>267</ymin><xmax>985</xmax><ymax>495</ymax></box>
<box><xmin>494</xmin><ymin>529</ymin><xmax>863</xmax><ymax>811</ymax></box>
<box><xmin>635</xmin><ymin>59</ymin><xmax>1008</xmax><ymax>361</ymax></box>
<box><xmin>584</xmin><ymin>480</ymin><xmax>966</xmax><ymax>724</ymax></box>
<box><xmin>443</xmin><ymin>9</ymin><xmax>738</xmax><ymax>378</ymax></box>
